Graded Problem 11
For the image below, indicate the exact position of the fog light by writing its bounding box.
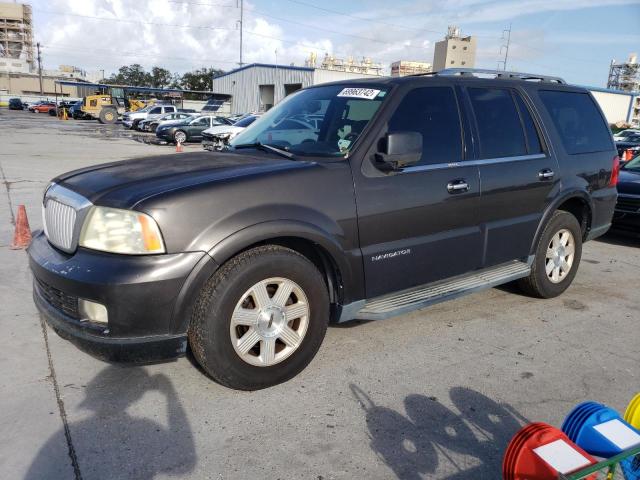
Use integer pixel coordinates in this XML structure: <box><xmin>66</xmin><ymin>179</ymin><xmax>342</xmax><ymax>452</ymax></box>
<box><xmin>78</xmin><ymin>299</ymin><xmax>108</xmax><ymax>325</ymax></box>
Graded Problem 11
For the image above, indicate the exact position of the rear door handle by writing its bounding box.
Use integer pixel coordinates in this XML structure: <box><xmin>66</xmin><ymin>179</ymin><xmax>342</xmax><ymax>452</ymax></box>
<box><xmin>539</xmin><ymin>168</ymin><xmax>555</xmax><ymax>180</ymax></box>
<box><xmin>447</xmin><ymin>179</ymin><xmax>469</xmax><ymax>193</ymax></box>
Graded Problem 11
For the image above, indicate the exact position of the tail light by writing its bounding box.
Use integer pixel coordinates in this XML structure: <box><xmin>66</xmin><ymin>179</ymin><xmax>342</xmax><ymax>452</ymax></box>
<box><xmin>609</xmin><ymin>155</ymin><xmax>620</xmax><ymax>187</ymax></box>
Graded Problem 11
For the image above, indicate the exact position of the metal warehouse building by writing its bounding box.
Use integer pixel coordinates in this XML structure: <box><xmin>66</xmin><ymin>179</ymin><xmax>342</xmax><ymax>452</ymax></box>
<box><xmin>211</xmin><ymin>63</ymin><xmax>384</xmax><ymax>114</ymax></box>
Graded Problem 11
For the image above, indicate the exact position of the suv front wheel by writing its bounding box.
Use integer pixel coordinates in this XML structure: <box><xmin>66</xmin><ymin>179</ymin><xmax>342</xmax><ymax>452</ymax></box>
<box><xmin>188</xmin><ymin>245</ymin><xmax>329</xmax><ymax>390</ymax></box>
<box><xmin>518</xmin><ymin>210</ymin><xmax>583</xmax><ymax>298</ymax></box>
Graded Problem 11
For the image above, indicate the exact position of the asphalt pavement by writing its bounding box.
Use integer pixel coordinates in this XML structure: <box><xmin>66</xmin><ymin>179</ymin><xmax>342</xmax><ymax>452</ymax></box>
<box><xmin>0</xmin><ymin>108</ymin><xmax>637</xmax><ymax>479</ymax></box>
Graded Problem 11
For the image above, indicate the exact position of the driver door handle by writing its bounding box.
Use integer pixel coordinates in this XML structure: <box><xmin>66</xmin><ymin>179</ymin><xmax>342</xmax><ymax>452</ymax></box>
<box><xmin>447</xmin><ymin>179</ymin><xmax>469</xmax><ymax>194</ymax></box>
<box><xmin>539</xmin><ymin>168</ymin><xmax>555</xmax><ymax>180</ymax></box>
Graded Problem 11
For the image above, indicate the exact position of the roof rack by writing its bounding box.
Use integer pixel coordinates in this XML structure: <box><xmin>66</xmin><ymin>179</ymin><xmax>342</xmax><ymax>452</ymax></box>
<box><xmin>413</xmin><ymin>68</ymin><xmax>566</xmax><ymax>84</ymax></box>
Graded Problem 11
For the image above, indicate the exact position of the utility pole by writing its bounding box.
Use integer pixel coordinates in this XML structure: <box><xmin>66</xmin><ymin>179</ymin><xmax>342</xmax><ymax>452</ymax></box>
<box><xmin>36</xmin><ymin>42</ymin><xmax>43</xmax><ymax>96</ymax></box>
<box><xmin>498</xmin><ymin>23</ymin><xmax>512</xmax><ymax>71</ymax></box>
<box><xmin>237</xmin><ymin>0</ymin><xmax>244</xmax><ymax>66</ymax></box>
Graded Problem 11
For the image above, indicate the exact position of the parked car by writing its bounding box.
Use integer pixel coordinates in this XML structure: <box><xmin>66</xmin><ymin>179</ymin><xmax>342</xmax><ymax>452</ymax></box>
<box><xmin>122</xmin><ymin>104</ymin><xmax>177</xmax><ymax>129</ymax></box>
<box><xmin>613</xmin><ymin>128</ymin><xmax>640</xmax><ymax>141</ymax></box>
<box><xmin>8</xmin><ymin>98</ymin><xmax>24</xmax><ymax>110</ymax></box>
<box><xmin>155</xmin><ymin>115</ymin><xmax>231</xmax><ymax>144</ymax></box>
<box><xmin>69</xmin><ymin>100</ymin><xmax>89</xmax><ymax>119</ymax></box>
<box><xmin>201</xmin><ymin>115</ymin><xmax>261</xmax><ymax>151</ymax></box>
<box><xmin>33</xmin><ymin>102</ymin><xmax>57</xmax><ymax>114</ymax></box>
<box><xmin>615</xmin><ymin>133</ymin><xmax>640</xmax><ymax>160</ymax></box>
<box><xmin>612</xmin><ymin>153</ymin><xmax>640</xmax><ymax>231</ymax></box>
<box><xmin>27</xmin><ymin>101</ymin><xmax>45</xmax><ymax>112</ymax></box>
<box><xmin>138</xmin><ymin>112</ymin><xmax>196</xmax><ymax>133</ymax></box>
<box><xmin>28</xmin><ymin>69</ymin><xmax>618</xmax><ymax>390</ymax></box>
<box><xmin>50</xmin><ymin>101</ymin><xmax>75</xmax><ymax>116</ymax></box>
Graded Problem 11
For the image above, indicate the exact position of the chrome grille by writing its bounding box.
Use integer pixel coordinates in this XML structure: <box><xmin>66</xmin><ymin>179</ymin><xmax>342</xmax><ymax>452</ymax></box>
<box><xmin>43</xmin><ymin>198</ymin><xmax>77</xmax><ymax>251</ymax></box>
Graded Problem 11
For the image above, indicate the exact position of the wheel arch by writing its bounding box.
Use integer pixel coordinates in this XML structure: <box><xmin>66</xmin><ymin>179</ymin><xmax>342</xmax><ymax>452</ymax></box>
<box><xmin>170</xmin><ymin>220</ymin><xmax>361</xmax><ymax>334</ymax></box>
<box><xmin>529</xmin><ymin>190</ymin><xmax>594</xmax><ymax>256</ymax></box>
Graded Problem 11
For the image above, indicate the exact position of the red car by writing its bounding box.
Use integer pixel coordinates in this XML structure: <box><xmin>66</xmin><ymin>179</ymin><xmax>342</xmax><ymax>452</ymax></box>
<box><xmin>33</xmin><ymin>102</ymin><xmax>56</xmax><ymax>113</ymax></box>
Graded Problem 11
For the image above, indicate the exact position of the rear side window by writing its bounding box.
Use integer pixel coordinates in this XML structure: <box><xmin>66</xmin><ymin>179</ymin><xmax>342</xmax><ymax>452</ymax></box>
<box><xmin>538</xmin><ymin>91</ymin><xmax>612</xmax><ymax>155</ymax></box>
<box><xmin>388</xmin><ymin>86</ymin><xmax>462</xmax><ymax>165</ymax></box>
<box><xmin>468</xmin><ymin>87</ymin><xmax>527</xmax><ymax>159</ymax></box>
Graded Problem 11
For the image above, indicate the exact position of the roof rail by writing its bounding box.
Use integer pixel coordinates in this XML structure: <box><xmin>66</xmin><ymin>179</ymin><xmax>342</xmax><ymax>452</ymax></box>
<box><xmin>415</xmin><ymin>68</ymin><xmax>566</xmax><ymax>84</ymax></box>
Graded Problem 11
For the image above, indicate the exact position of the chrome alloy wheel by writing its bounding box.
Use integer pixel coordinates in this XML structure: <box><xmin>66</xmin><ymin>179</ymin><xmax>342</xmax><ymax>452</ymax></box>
<box><xmin>230</xmin><ymin>277</ymin><xmax>310</xmax><ymax>367</ymax></box>
<box><xmin>545</xmin><ymin>228</ymin><xmax>575</xmax><ymax>283</ymax></box>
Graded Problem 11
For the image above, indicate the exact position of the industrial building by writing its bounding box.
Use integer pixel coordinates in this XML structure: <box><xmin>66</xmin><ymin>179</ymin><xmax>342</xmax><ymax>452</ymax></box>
<box><xmin>433</xmin><ymin>26</ymin><xmax>477</xmax><ymax>71</ymax></box>
<box><xmin>607</xmin><ymin>53</ymin><xmax>639</xmax><ymax>93</ymax></box>
<box><xmin>589</xmin><ymin>87</ymin><xmax>639</xmax><ymax>127</ymax></box>
<box><xmin>390</xmin><ymin>60</ymin><xmax>432</xmax><ymax>77</ymax></box>
<box><xmin>0</xmin><ymin>1</ymin><xmax>33</xmax><ymax>74</ymax></box>
<box><xmin>211</xmin><ymin>61</ymin><xmax>384</xmax><ymax>114</ymax></box>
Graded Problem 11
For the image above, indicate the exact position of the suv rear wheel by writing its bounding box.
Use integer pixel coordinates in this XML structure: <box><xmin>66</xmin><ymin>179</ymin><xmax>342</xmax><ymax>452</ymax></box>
<box><xmin>518</xmin><ymin>210</ymin><xmax>583</xmax><ymax>298</ymax></box>
<box><xmin>188</xmin><ymin>245</ymin><xmax>329</xmax><ymax>390</ymax></box>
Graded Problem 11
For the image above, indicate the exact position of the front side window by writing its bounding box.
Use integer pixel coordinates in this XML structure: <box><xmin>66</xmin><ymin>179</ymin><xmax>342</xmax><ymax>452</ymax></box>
<box><xmin>191</xmin><ymin>117</ymin><xmax>209</xmax><ymax>126</ymax></box>
<box><xmin>468</xmin><ymin>87</ymin><xmax>527</xmax><ymax>159</ymax></box>
<box><xmin>230</xmin><ymin>84</ymin><xmax>388</xmax><ymax>157</ymax></box>
<box><xmin>387</xmin><ymin>86</ymin><xmax>462</xmax><ymax>165</ymax></box>
<box><xmin>538</xmin><ymin>90</ymin><xmax>612</xmax><ymax>155</ymax></box>
<box><xmin>150</xmin><ymin>107</ymin><xmax>162</xmax><ymax>114</ymax></box>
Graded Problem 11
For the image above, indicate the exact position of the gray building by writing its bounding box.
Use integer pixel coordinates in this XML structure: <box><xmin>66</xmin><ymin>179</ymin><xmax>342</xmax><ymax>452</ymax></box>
<box><xmin>433</xmin><ymin>26</ymin><xmax>477</xmax><ymax>72</ymax></box>
<box><xmin>212</xmin><ymin>63</ymin><xmax>383</xmax><ymax>114</ymax></box>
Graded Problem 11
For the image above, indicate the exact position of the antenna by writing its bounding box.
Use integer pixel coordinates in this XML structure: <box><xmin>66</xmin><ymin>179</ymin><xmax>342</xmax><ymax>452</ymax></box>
<box><xmin>498</xmin><ymin>23</ymin><xmax>512</xmax><ymax>71</ymax></box>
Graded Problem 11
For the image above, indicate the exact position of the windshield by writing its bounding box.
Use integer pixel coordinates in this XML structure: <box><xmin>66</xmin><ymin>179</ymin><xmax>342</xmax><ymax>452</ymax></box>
<box><xmin>230</xmin><ymin>84</ymin><xmax>389</xmax><ymax>157</ymax></box>
<box><xmin>623</xmin><ymin>155</ymin><xmax>640</xmax><ymax>170</ymax></box>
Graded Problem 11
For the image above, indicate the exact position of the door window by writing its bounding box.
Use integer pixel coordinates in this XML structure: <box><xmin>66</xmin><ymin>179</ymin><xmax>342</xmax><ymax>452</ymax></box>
<box><xmin>538</xmin><ymin>90</ymin><xmax>612</xmax><ymax>155</ymax></box>
<box><xmin>190</xmin><ymin>117</ymin><xmax>208</xmax><ymax>126</ymax></box>
<box><xmin>387</xmin><ymin>87</ymin><xmax>462</xmax><ymax>166</ymax></box>
<box><xmin>149</xmin><ymin>107</ymin><xmax>162</xmax><ymax>114</ymax></box>
<box><xmin>468</xmin><ymin>87</ymin><xmax>527</xmax><ymax>159</ymax></box>
<box><xmin>513</xmin><ymin>92</ymin><xmax>543</xmax><ymax>154</ymax></box>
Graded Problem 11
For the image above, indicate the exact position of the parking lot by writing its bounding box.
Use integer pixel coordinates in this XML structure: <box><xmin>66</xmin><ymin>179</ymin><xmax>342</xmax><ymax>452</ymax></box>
<box><xmin>0</xmin><ymin>108</ymin><xmax>638</xmax><ymax>479</ymax></box>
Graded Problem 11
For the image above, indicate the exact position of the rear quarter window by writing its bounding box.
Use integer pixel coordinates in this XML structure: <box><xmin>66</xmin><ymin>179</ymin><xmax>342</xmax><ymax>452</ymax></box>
<box><xmin>538</xmin><ymin>90</ymin><xmax>612</xmax><ymax>155</ymax></box>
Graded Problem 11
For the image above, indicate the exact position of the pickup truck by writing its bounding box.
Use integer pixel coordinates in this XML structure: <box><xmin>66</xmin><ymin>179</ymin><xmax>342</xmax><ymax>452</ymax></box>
<box><xmin>29</xmin><ymin>69</ymin><xmax>618</xmax><ymax>390</ymax></box>
<box><xmin>122</xmin><ymin>104</ymin><xmax>177</xmax><ymax>129</ymax></box>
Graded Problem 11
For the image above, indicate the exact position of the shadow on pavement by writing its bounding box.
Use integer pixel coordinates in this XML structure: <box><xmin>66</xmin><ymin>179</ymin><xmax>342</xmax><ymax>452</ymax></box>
<box><xmin>351</xmin><ymin>385</ymin><xmax>527</xmax><ymax>480</ymax></box>
<box><xmin>25</xmin><ymin>366</ymin><xmax>196</xmax><ymax>479</ymax></box>
<box><xmin>594</xmin><ymin>229</ymin><xmax>640</xmax><ymax>248</ymax></box>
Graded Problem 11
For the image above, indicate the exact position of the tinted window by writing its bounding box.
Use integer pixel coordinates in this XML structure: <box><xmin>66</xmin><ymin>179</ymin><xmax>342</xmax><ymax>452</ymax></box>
<box><xmin>234</xmin><ymin>115</ymin><xmax>258</xmax><ymax>128</ymax></box>
<box><xmin>538</xmin><ymin>90</ymin><xmax>612</xmax><ymax>155</ymax></box>
<box><xmin>513</xmin><ymin>92</ymin><xmax>543</xmax><ymax>154</ymax></box>
<box><xmin>149</xmin><ymin>107</ymin><xmax>162</xmax><ymax>114</ymax></box>
<box><xmin>388</xmin><ymin>87</ymin><xmax>462</xmax><ymax>165</ymax></box>
<box><xmin>468</xmin><ymin>88</ymin><xmax>527</xmax><ymax>159</ymax></box>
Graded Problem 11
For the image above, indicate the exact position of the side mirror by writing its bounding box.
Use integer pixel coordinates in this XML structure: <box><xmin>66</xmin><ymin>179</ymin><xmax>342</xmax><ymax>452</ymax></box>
<box><xmin>375</xmin><ymin>132</ymin><xmax>423</xmax><ymax>171</ymax></box>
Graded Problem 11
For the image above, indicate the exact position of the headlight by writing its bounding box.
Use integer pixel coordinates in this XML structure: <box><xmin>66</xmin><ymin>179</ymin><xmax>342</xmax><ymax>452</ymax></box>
<box><xmin>79</xmin><ymin>206</ymin><xmax>165</xmax><ymax>254</ymax></box>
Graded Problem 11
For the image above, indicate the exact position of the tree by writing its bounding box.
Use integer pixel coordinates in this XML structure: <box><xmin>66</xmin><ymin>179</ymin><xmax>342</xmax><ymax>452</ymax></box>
<box><xmin>105</xmin><ymin>64</ymin><xmax>151</xmax><ymax>86</ymax></box>
<box><xmin>180</xmin><ymin>67</ymin><xmax>225</xmax><ymax>92</ymax></box>
<box><xmin>150</xmin><ymin>67</ymin><xmax>173</xmax><ymax>88</ymax></box>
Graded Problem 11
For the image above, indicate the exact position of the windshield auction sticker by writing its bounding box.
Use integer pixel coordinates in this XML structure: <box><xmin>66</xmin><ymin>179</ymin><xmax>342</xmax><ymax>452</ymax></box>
<box><xmin>337</xmin><ymin>88</ymin><xmax>381</xmax><ymax>100</ymax></box>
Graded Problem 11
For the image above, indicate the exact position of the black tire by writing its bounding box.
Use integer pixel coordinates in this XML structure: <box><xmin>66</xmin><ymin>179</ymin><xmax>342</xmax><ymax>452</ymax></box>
<box><xmin>188</xmin><ymin>245</ymin><xmax>329</xmax><ymax>390</ymax></box>
<box><xmin>518</xmin><ymin>210</ymin><xmax>583</xmax><ymax>298</ymax></box>
<box><xmin>98</xmin><ymin>108</ymin><xmax>117</xmax><ymax>124</ymax></box>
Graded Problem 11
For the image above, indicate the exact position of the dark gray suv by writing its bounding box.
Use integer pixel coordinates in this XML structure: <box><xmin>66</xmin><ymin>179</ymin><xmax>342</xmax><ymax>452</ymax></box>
<box><xmin>29</xmin><ymin>69</ymin><xmax>618</xmax><ymax>390</ymax></box>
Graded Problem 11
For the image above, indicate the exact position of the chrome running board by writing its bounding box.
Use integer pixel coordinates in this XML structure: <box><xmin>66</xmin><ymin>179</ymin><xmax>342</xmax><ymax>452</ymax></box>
<box><xmin>355</xmin><ymin>260</ymin><xmax>531</xmax><ymax>321</ymax></box>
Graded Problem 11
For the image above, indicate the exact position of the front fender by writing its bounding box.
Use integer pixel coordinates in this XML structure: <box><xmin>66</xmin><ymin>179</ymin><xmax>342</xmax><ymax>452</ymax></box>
<box><xmin>208</xmin><ymin>219</ymin><xmax>364</xmax><ymax>305</ymax></box>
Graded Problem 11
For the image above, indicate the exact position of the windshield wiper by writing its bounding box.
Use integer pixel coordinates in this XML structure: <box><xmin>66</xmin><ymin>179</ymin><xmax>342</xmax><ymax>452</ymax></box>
<box><xmin>233</xmin><ymin>142</ymin><xmax>295</xmax><ymax>159</ymax></box>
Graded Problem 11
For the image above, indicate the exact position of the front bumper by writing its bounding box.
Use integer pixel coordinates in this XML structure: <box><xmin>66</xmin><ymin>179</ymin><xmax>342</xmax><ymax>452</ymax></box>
<box><xmin>612</xmin><ymin>194</ymin><xmax>640</xmax><ymax>232</ymax></box>
<box><xmin>28</xmin><ymin>231</ymin><xmax>206</xmax><ymax>362</ymax></box>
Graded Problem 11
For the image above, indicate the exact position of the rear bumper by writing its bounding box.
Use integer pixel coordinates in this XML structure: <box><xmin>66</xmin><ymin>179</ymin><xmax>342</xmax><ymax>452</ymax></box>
<box><xmin>28</xmin><ymin>230</ymin><xmax>208</xmax><ymax>363</ymax></box>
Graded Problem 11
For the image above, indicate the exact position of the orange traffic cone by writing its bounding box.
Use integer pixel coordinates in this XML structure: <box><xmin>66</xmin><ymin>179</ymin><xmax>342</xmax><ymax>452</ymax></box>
<box><xmin>624</xmin><ymin>149</ymin><xmax>633</xmax><ymax>162</ymax></box>
<box><xmin>11</xmin><ymin>205</ymin><xmax>32</xmax><ymax>249</ymax></box>
<box><xmin>176</xmin><ymin>140</ymin><xmax>183</xmax><ymax>153</ymax></box>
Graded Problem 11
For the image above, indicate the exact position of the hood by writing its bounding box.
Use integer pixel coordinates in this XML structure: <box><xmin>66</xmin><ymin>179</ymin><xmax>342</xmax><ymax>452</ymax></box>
<box><xmin>617</xmin><ymin>167</ymin><xmax>640</xmax><ymax>195</ymax></box>
<box><xmin>202</xmin><ymin>125</ymin><xmax>244</xmax><ymax>136</ymax></box>
<box><xmin>53</xmin><ymin>151</ymin><xmax>310</xmax><ymax>209</ymax></box>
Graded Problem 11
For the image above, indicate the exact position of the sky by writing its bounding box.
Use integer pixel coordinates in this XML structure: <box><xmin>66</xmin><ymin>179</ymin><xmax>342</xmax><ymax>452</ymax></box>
<box><xmin>29</xmin><ymin>0</ymin><xmax>640</xmax><ymax>88</ymax></box>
